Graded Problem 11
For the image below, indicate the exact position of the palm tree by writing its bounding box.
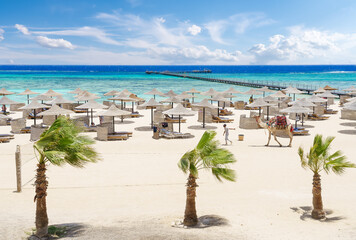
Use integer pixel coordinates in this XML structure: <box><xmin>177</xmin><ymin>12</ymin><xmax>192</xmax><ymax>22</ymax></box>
<box><xmin>298</xmin><ymin>134</ymin><xmax>355</xmax><ymax>219</ymax></box>
<box><xmin>178</xmin><ymin>130</ymin><xmax>236</xmax><ymax>226</ymax></box>
<box><xmin>33</xmin><ymin>116</ymin><xmax>99</xmax><ymax>238</ymax></box>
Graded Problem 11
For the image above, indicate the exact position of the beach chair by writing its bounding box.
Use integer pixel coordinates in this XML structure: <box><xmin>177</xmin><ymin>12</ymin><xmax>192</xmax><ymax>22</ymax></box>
<box><xmin>129</xmin><ymin>112</ymin><xmax>142</xmax><ymax>118</ymax></box>
<box><xmin>107</xmin><ymin>133</ymin><xmax>129</xmax><ymax>141</ymax></box>
<box><xmin>308</xmin><ymin>113</ymin><xmax>329</xmax><ymax>120</ymax></box>
<box><xmin>113</xmin><ymin>131</ymin><xmax>133</xmax><ymax>137</ymax></box>
<box><xmin>164</xmin><ymin>114</ymin><xmax>187</xmax><ymax>123</ymax></box>
<box><xmin>28</xmin><ymin>112</ymin><xmax>43</xmax><ymax>119</ymax></box>
<box><xmin>219</xmin><ymin>109</ymin><xmax>233</xmax><ymax>116</ymax></box>
<box><xmin>83</xmin><ymin>123</ymin><xmax>97</xmax><ymax>132</ymax></box>
<box><xmin>74</xmin><ymin>108</ymin><xmax>87</xmax><ymax>113</ymax></box>
<box><xmin>292</xmin><ymin>128</ymin><xmax>309</xmax><ymax>135</ymax></box>
<box><xmin>160</xmin><ymin>129</ymin><xmax>193</xmax><ymax>139</ymax></box>
<box><xmin>0</xmin><ymin>137</ymin><xmax>11</xmax><ymax>143</ymax></box>
<box><xmin>20</xmin><ymin>127</ymin><xmax>31</xmax><ymax>134</ymax></box>
<box><xmin>324</xmin><ymin>109</ymin><xmax>338</xmax><ymax>114</ymax></box>
<box><xmin>212</xmin><ymin>115</ymin><xmax>234</xmax><ymax>123</ymax></box>
<box><xmin>0</xmin><ymin>134</ymin><xmax>15</xmax><ymax>139</ymax></box>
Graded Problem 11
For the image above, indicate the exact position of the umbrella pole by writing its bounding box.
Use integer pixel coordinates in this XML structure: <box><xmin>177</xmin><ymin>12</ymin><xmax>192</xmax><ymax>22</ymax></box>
<box><xmin>151</xmin><ymin>108</ymin><xmax>153</xmax><ymax>128</ymax></box>
<box><xmin>91</xmin><ymin>109</ymin><xmax>93</xmax><ymax>125</ymax></box>
<box><xmin>302</xmin><ymin>114</ymin><xmax>304</xmax><ymax>126</ymax></box>
<box><xmin>179</xmin><ymin>115</ymin><xmax>181</xmax><ymax>133</ymax></box>
<box><xmin>313</xmin><ymin>106</ymin><xmax>315</xmax><ymax>114</ymax></box>
<box><xmin>154</xmin><ymin>95</ymin><xmax>156</xmax><ymax>100</ymax></box>
<box><xmin>259</xmin><ymin>107</ymin><xmax>261</xmax><ymax>117</ymax></box>
<box><xmin>34</xmin><ymin>109</ymin><xmax>36</xmax><ymax>126</ymax></box>
<box><xmin>293</xmin><ymin>94</ymin><xmax>296</xmax><ymax>101</ymax></box>
<box><xmin>192</xmin><ymin>93</ymin><xmax>194</xmax><ymax>103</ymax></box>
<box><xmin>295</xmin><ymin>114</ymin><xmax>298</xmax><ymax>129</ymax></box>
<box><xmin>27</xmin><ymin>95</ymin><xmax>29</xmax><ymax>104</ymax></box>
<box><xmin>267</xmin><ymin>106</ymin><xmax>270</xmax><ymax>120</ymax></box>
<box><xmin>132</xmin><ymin>101</ymin><xmax>134</xmax><ymax>113</ymax></box>
<box><xmin>112</xmin><ymin>116</ymin><xmax>115</xmax><ymax>133</ymax></box>
<box><xmin>203</xmin><ymin>107</ymin><xmax>205</xmax><ymax>128</ymax></box>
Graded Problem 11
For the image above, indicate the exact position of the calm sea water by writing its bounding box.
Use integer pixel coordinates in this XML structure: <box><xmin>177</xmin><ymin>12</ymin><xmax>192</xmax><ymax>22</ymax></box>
<box><xmin>0</xmin><ymin>65</ymin><xmax>355</xmax><ymax>102</ymax></box>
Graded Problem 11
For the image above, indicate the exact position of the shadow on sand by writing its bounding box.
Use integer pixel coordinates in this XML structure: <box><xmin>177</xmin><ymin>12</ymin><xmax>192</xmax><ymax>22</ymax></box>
<box><xmin>188</xmin><ymin>125</ymin><xmax>217</xmax><ymax>130</ymax></box>
<box><xmin>193</xmin><ymin>215</ymin><xmax>229</xmax><ymax>229</ymax></box>
<box><xmin>340</xmin><ymin>122</ymin><xmax>356</xmax><ymax>127</ymax></box>
<box><xmin>134</xmin><ymin>126</ymin><xmax>152</xmax><ymax>131</ymax></box>
<box><xmin>290</xmin><ymin>206</ymin><xmax>345</xmax><ymax>222</ymax></box>
<box><xmin>28</xmin><ymin>223</ymin><xmax>86</xmax><ymax>239</ymax></box>
<box><xmin>338</xmin><ymin>129</ymin><xmax>356</xmax><ymax>135</ymax></box>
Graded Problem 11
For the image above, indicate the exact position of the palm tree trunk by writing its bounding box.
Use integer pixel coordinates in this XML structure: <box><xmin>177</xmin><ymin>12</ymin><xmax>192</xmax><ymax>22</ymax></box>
<box><xmin>312</xmin><ymin>173</ymin><xmax>325</xmax><ymax>219</ymax></box>
<box><xmin>35</xmin><ymin>161</ymin><xmax>49</xmax><ymax>237</ymax></box>
<box><xmin>183</xmin><ymin>173</ymin><xmax>198</xmax><ymax>226</ymax></box>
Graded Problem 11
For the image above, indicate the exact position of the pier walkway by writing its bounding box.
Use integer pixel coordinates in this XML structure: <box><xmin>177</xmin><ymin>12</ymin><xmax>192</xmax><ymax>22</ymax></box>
<box><xmin>146</xmin><ymin>70</ymin><xmax>346</xmax><ymax>96</ymax></box>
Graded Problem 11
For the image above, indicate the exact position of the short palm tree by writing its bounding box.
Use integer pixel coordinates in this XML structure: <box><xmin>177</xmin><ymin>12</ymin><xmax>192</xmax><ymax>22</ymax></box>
<box><xmin>298</xmin><ymin>134</ymin><xmax>355</xmax><ymax>219</ymax></box>
<box><xmin>33</xmin><ymin>116</ymin><xmax>99</xmax><ymax>238</ymax></box>
<box><xmin>178</xmin><ymin>130</ymin><xmax>236</xmax><ymax>226</ymax></box>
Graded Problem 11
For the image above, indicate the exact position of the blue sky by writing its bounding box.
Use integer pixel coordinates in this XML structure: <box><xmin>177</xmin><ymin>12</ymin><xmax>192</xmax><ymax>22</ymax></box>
<box><xmin>1</xmin><ymin>0</ymin><xmax>356</xmax><ymax>65</ymax></box>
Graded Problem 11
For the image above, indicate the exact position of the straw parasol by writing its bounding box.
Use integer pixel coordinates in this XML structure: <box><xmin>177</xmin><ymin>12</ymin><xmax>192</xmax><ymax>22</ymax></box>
<box><xmin>49</xmin><ymin>95</ymin><xmax>74</xmax><ymax>106</ymax></box>
<box><xmin>75</xmin><ymin>91</ymin><xmax>100</xmax><ymax>102</ymax></box>
<box><xmin>31</xmin><ymin>94</ymin><xmax>52</xmax><ymax>103</ymax></box>
<box><xmin>19</xmin><ymin>100</ymin><xmax>48</xmax><ymax>125</ymax></box>
<box><xmin>186</xmin><ymin>88</ymin><xmax>201</xmax><ymax>102</ymax></box>
<box><xmin>209</xmin><ymin>94</ymin><xmax>230</xmax><ymax>112</ymax></box>
<box><xmin>97</xmin><ymin>105</ymin><xmax>131</xmax><ymax>132</ymax></box>
<box><xmin>307</xmin><ymin>95</ymin><xmax>327</xmax><ymax>113</ymax></box>
<box><xmin>0</xmin><ymin>96</ymin><xmax>20</xmax><ymax>106</ymax></box>
<box><xmin>140</xmin><ymin>98</ymin><xmax>163</xmax><ymax>128</ymax></box>
<box><xmin>313</xmin><ymin>87</ymin><xmax>326</xmax><ymax>94</ymax></box>
<box><xmin>270</xmin><ymin>91</ymin><xmax>288</xmax><ymax>98</ymax></box>
<box><xmin>119</xmin><ymin>89</ymin><xmax>133</xmax><ymax>96</ymax></box>
<box><xmin>246</xmin><ymin>97</ymin><xmax>276</xmax><ymax>118</ymax></box>
<box><xmin>144</xmin><ymin>88</ymin><xmax>164</xmax><ymax>99</ymax></box>
<box><xmin>164</xmin><ymin>90</ymin><xmax>178</xmax><ymax>98</ymax></box>
<box><xmin>109</xmin><ymin>92</ymin><xmax>133</xmax><ymax>116</ymax></box>
<box><xmin>193</xmin><ymin>99</ymin><xmax>217</xmax><ymax>128</ymax></box>
<box><xmin>324</xmin><ymin>85</ymin><xmax>337</xmax><ymax>91</ymax></box>
<box><xmin>162</xmin><ymin>103</ymin><xmax>196</xmax><ymax>132</ymax></box>
<box><xmin>37</xmin><ymin>104</ymin><xmax>74</xmax><ymax>119</ymax></box>
<box><xmin>343</xmin><ymin>86</ymin><xmax>356</xmax><ymax>92</ymax></box>
<box><xmin>201</xmin><ymin>88</ymin><xmax>218</xmax><ymax>96</ymax></box>
<box><xmin>75</xmin><ymin>100</ymin><xmax>108</xmax><ymax>125</ymax></box>
<box><xmin>18</xmin><ymin>89</ymin><xmax>39</xmax><ymax>104</ymax></box>
<box><xmin>344</xmin><ymin>101</ymin><xmax>356</xmax><ymax>111</ymax></box>
<box><xmin>104</xmin><ymin>90</ymin><xmax>120</xmax><ymax>97</ymax></box>
<box><xmin>257</xmin><ymin>86</ymin><xmax>274</xmax><ymax>97</ymax></box>
<box><xmin>42</xmin><ymin>89</ymin><xmax>62</xmax><ymax>98</ymax></box>
<box><xmin>244</xmin><ymin>89</ymin><xmax>263</xmax><ymax>96</ymax></box>
<box><xmin>161</xmin><ymin>96</ymin><xmax>182</xmax><ymax>105</ymax></box>
<box><xmin>317</xmin><ymin>91</ymin><xmax>338</xmax><ymax>110</ymax></box>
<box><xmin>68</xmin><ymin>88</ymin><xmax>83</xmax><ymax>94</ymax></box>
<box><xmin>0</xmin><ymin>88</ymin><xmax>15</xmax><ymax>96</ymax></box>
<box><xmin>284</xmin><ymin>87</ymin><xmax>305</xmax><ymax>101</ymax></box>
<box><xmin>280</xmin><ymin>103</ymin><xmax>311</xmax><ymax>129</ymax></box>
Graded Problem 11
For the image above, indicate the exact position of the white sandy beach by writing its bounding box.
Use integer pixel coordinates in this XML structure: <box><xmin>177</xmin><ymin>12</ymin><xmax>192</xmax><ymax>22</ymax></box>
<box><xmin>0</xmin><ymin>104</ymin><xmax>356</xmax><ymax>240</ymax></box>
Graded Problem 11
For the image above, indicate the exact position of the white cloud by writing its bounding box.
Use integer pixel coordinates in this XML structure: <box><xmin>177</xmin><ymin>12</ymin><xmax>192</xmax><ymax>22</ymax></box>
<box><xmin>147</xmin><ymin>45</ymin><xmax>241</xmax><ymax>63</ymax></box>
<box><xmin>0</xmin><ymin>28</ymin><xmax>4</xmax><ymax>41</ymax></box>
<box><xmin>15</xmin><ymin>24</ymin><xmax>31</xmax><ymax>35</ymax></box>
<box><xmin>205</xmin><ymin>13</ymin><xmax>274</xmax><ymax>44</ymax></box>
<box><xmin>34</xmin><ymin>26</ymin><xmax>122</xmax><ymax>46</ymax></box>
<box><xmin>187</xmin><ymin>25</ymin><xmax>201</xmax><ymax>36</ymax></box>
<box><xmin>36</xmin><ymin>36</ymin><xmax>75</xmax><ymax>49</ymax></box>
<box><xmin>248</xmin><ymin>26</ymin><xmax>353</xmax><ymax>64</ymax></box>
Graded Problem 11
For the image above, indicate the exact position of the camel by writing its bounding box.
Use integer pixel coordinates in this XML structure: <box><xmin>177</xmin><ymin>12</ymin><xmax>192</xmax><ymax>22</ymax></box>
<box><xmin>254</xmin><ymin>116</ymin><xmax>293</xmax><ymax>147</ymax></box>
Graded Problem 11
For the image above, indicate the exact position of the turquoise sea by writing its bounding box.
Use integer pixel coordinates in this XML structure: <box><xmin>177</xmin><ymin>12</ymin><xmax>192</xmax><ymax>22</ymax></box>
<box><xmin>0</xmin><ymin>65</ymin><xmax>355</xmax><ymax>102</ymax></box>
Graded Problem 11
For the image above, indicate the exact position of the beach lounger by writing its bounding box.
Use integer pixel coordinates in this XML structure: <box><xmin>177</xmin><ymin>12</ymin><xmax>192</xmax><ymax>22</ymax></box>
<box><xmin>129</xmin><ymin>112</ymin><xmax>142</xmax><ymax>118</ymax></box>
<box><xmin>212</xmin><ymin>115</ymin><xmax>234</xmax><ymax>123</ymax></box>
<box><xmin>324</xmin><ymin>109</ymin><xmax>338</xmax><ymax>114</ymax></box>
<box><xmin>308</xmin><ymin>114</ymin><xmax>329</xmax><ymax>120</ymax></box>
<box><xmin>164</xmin><ymin>114</ymin><xmax>187</xmax><ymax>123</ymax></box>
<box><xmin>293</xmin><ymin>129</ymin><xmax>309</xmax><ymax>135</ymax></box>
<box><xmin>107</xmin><ymin>133</ymin><xmax>129</xmax><ymax>141</ymax></box>
<box><xmin>74</xmin><ymin>108</ymin><xmax>87</xmax><ymax>113</ymax></box>
<box><xmin>83</xmin><ymin>124</ymin><xmax>97</xmax><ymax>132</ymax></box>
<box><xmin>113</xmin><ymin>131</ymin><xmax>133</xmax><ymax>137</ymax></box>
<box><xmin>0</xmin><ymin>137</ymin><xmax>11</xmax><ymax>143</ymax></box>
<box><xmin>20</xmin><ymin>127</ymin><xmax>31</xmax><ymax>134</ymax></box>
<box><xmin>0</xmin><ymin>134</ymin><xmax>15</xmax><ymax>139</ymax></box>
<box><xmin>219</xmin><ymin>109</ymin><xmax>233</xmax><ymax>116</ymax></box>
<box><xmin>28</xmin><ymin>112</ymin><xmax>43</xmax><ymax>119</ymax></box>
<box><xmin>160</xmin><ymin>129</ymin><xmax>193</xmax><ymax>139</ymax></box>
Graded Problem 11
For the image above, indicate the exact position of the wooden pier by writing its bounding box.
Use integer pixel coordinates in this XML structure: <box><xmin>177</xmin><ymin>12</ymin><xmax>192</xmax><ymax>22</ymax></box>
<box><xmin>146</xmin><ymin>70</ymin><xmax>346</xmax><ymax>96</ymax></box>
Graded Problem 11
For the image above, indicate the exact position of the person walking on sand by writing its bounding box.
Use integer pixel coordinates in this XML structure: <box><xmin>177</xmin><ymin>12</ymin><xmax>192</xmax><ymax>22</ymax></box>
<box><xmin>223</xmin><ymin>124</ymin><xmax>235</xmax><ymax>145</ymax></box>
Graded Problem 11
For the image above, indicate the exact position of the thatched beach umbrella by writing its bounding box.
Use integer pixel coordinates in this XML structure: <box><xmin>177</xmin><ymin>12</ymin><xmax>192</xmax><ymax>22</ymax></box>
<box><xmin>140</xmin><ymin>98</ymin><xmax>163</xmax><ymax>128</ymax></box>
<box><xmin>281</xmin><ymin>103</ymin><xmax>311</xmax><ymax>129</ymax></box>
<box><xmin>317</xmin><ymin>91</ymin><xmax>338</xmax><ymax>110</ymax></box>
<box><xmin>186</xmin><ymin>88</ymin><xmax>200</xmax><ymax>103</ymax></box>
<box><xmin>257</xmin><ymin>86</ymin><xmax>274</xmax><ymax>97</ymax></box>
<box><xmin>144</xmin><ymin>88</ymin><xmax>164</xmax><ymax>99</ymax></box>
<box><xmin>201</xmin><ymin>88</ymin><xmax>219</xmax><ymax>103</ymax></box>
<box><xmin>307</xmin><ymin>95</ymin><xmax>327</xmax><ymax>113</ymax></box>
<box><xmin>285</xmin><ymin>87</ymin><xmax>305</xmax><ymax>101</ymax></box>
<box><xmin>164</xmin><ymin>90</ymin><xmax>178</xmax><ymax>98</ymax></box>
<box><xmin>313</xmin><ymin>87</ymin><xmax>326</xmax><ymax>94</ymax></box>
<box><xmin>244</xmin><ymin>89</ymin><xmax>263</xmax><ymax>97</ymax></box>
<box><xmin>49</xmin><ymin>95</ymin><xmax>74</xmax><ymax>106</ymax></box>
<box><xmin>162</xmin><ymin>103</ymin><xmax>195</xmax><ymax>132</ymax></box>
<box><xmin>97</xmin><ymin>105</ymin><xmax>131</xmax><ymax>132</ymax></box>
<box><xmin>343</xmin><ymin>86</ymin><xmax>356</xmax><ymax>92</ymax></box>
<box><xmin>324</xmin><ymin>85</ymin><xmax>337</xmax><ymax>91</ymax></box>
<box><xmin>209</xmin><ymin>94</ymin><xmax>230</xmax><ymax>112</ymax></box>
<box><xmin>38</xmin><ymin>104</ymin><xmax>74</xmax><ymax>119</ymax></box>
<box><xmin>289</xmin><ymin>98</ymin><xmax>316</xmax><ymax>123</ymax></box>
<box><xmin>68</xmin><ymin>88</ymin><xmax>83</xmax><ymax>94</ymax></box>
<box><xmin>344</xmin><ymin>101</ymin><xmax>356</xmax><ymax>111</ymax></box>
<box><xmin>75</xmin><ymin>91</ymin><xmax>100</xmax><ymax>102</ymax></box>
<box><xmin>75</xmin><ymin>100</ymin><xmax>108</xmax><ymax>125</ymax></box>
<box><xmin>31</xmin><ymin>94</ymin><xmax>52</xmax><ymax>103</ymax></box>
<box><xmin>193</xmin><ymin>99</ymin><xmax>216</xmax><ymax>128</ymax></box>
<box><xmin>0</xmin><ymin>88</ymin><xmax>15</xmax><ymax>96</ymax></box>
<box><xmin>0</xmin><ymin>96</ymin><xmax>20</xmax><ymax>106</ymax></box>
<box><xmin>109</xmin><ymin>91</ymin><xmax>132</xmax><ymax>112</ymax></box>
<box><xmin>19</xmin><ymin>100</ymin><xmax>48</xmax><ymax>125</ymax></box>
<box><xmin>247</xmin><ymin>97</ymin><xmax>275</xmax><ymax>118</ymax></box>
<box><xmin>18</xmin><ymin>89</ymin><xmax>39</xmax><ymax>104</ymax></box>
<box><xmin>161</xmin><ymin>96</ymin><xmax>182</xmax><ymax>108</ymax></box>
<box><xmin>42</xmin><ymin>89</ymin><xmax>62</xmax><ymax>98</ymax></box>
<box><xmin>104</xmin><ymin>90</ymin><xmax>120</xmax><ymax>99</ymax></box>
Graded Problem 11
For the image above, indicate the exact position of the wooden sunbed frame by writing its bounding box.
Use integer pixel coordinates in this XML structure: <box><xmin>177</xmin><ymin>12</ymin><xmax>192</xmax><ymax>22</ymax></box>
<box><xmin>0</xmin><ymin>137</ymin><xmax>11</xmax><ymax>143</ymax></box>
<box><xmin>0</xmin><ymin>134</ymin><xmax>15</xmax><ymax>139</ymax></box>
<box><xmin>107</xmin><ymin>134</ymin><xmax>128</xmax><ymax>141</ymax></box>
<box><xmin>74</xmin><ymin>109</ymin><xmax>87</xmax><ymax>113</ymax></box>
<box><xmin>212</xmin><ymin>116</ymin><xmax>234</xmax><ymax>123</ymax></box>
<box><xmin>164</xmin><ymin>115</ymin><xmax>187</xmax><ymax>123</ymax></box>
<box><xmin>160</xmin><ymin>130</ymin><xmax>193</xmax><ymax>139</ymax></box>
<box><xmin>324</xmin><ymin>109</ymin><xmax>338</xmax><ymax>114</ymax></box>
<box><xmin>219</xmin><ymin>109</ymin><xmax>233</xmax><ymax>116</ymax></box>
<box><xmin>20</xmin><ymin>127</ymin><xmax>31</xmax><ymax>134</ymax></box>
<box><xmin>308</xmin><ymin>114</ymin><xmax>329</xmax><ymax>120</ymax></box>
<box><xmin>293</xmin><ymin>129</ymin><xmax>309</xmax><ymax>135</ymax></box>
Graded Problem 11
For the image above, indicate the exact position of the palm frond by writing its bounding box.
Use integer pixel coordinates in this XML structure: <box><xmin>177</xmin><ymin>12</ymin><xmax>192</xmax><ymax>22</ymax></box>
<box><xmin>211</xmin><ymin>167</ymin><xmax>236</xmax><ymax>182</ymax></box>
